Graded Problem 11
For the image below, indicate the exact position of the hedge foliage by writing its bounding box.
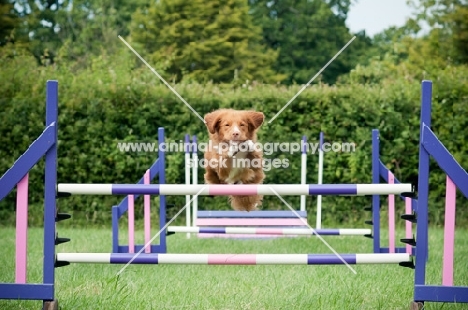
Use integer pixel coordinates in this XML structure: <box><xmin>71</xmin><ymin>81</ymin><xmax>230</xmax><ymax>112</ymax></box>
<box><xmin>1</xmin><ymin>51</ymin><xmax>467</xmax><ymax>227</ymax></box>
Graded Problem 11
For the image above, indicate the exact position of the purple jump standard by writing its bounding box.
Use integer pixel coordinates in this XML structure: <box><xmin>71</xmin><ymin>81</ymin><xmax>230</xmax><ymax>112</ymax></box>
<box><xmin>167</xmin><ymin>226</ymin><xmax>372</xmax><ymax>236</ymax></box>
<box><xmin>57</xmin><ymin>183</ymin><xmax>412</xmax><ymax>196</ymax></box>
<box><xmin>56</xmin><ymin>253</ymin><xmax>411</xmax><ymax>265</ymax></box>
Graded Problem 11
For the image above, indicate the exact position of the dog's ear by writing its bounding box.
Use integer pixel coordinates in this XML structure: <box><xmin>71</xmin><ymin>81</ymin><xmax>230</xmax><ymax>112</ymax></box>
<box><xmin>204</xmin><ymin>111</ymin><xmax>222</xmax><ymax>134</ymax></box>
<box><xmin>246</xmin><ymin>111</ymin><xmax>264</xmax><ymax>130</ymax></box>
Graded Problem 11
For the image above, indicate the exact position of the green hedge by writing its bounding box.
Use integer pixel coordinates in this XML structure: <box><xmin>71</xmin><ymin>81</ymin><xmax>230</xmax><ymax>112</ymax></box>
<box><xmin>1</xmin><ymin>52</ymin><xmax>467</xmax><ymax>227</ymax></box>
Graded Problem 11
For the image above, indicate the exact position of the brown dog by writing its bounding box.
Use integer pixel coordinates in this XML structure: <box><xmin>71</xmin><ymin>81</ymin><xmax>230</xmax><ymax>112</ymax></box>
<box><xmin>203</xmin><ymin>109</ymin><xmax>265</xmax><ymax>211</ymax></box>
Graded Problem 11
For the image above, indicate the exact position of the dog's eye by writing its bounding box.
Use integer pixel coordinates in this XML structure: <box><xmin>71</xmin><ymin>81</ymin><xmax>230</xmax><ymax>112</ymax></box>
<box><xmin>240</xmin><ymin>124</ymin><xmax>245</xmax><ymax>127</ymax></box>
<box><xmin>225</xmin><ymin>124</ymin><xmax>229</xmax><ymax>127</ymax></box>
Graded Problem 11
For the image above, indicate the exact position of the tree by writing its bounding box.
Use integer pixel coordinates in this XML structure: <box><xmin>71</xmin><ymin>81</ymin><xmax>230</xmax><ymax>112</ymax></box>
<box><xmin>450</xmin><ymin>4</ymin><xmax>468</xmax><ymax>63</ymax></box>
<box><xmin>4</xmin><ymin>0</ymin><xmax>146</xmax><ymax>66</ymax></box>
<box><xmin>408</xmin><ymin>0</ymin><xmax>468</xmax><ymax>64</ymax></box>
<box><xmin>0</xmin><ymin>0</ymin><xmax>19</xmax><ymax>46</ymax></box>
<box><xmin>129</xmin><ymin>0</ymin><xmax>284</xmax><ymax>84</ymax></box>
<box><xmin>248</xmin><ymin>0</ymin><xmax>371</xmax><ymax>85</ymax></box>
<box><xmin>324</xmin><ymin>0</ymin><xmax>356</xmax><ymax>19</ymax></box>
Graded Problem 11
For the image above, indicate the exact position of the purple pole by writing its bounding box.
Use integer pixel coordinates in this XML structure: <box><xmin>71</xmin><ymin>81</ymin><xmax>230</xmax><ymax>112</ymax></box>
<box><xmin>112</xmin><ymin>205</ymin><xmax>119</xmax><ymax>253</ymax></box>
<box><xmin>43</xmin><ymin>80</ymin><xmax>58</xmax><ymax>303</ymax></box>
<box><xmin>158</xmin><ymin>128</ymin><xmax>167</xmax><ymax>253</ymax></box>
<box><xmin>184</xmin><ymin>134</ymin><xmax>190</xmax><ymax>153</ymax></box>
<box><xmin>414</xmin><ymin>80</ymin><xmax>432</xmax><ymax>289</ymax></box>
<box><xmin>372</xmin><ymin>129</ymin><xmax>381</xmax><ymax>253</ymax></box>
<box><xmin>192</xmin><ymin>135</ymin><xmax>198</xmax><ymax>154</ymax></box>
<box><xmin>319</xmin><ymin>132</ymin><xmax>324</xmax><ymax>151</ymax></box>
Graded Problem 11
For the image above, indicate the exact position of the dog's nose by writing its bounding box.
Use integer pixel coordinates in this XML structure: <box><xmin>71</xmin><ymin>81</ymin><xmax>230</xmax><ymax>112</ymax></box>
<box><xmin>232</xmin><ymin>126</ymin><xmax>240</xmax><ymax>138</ymax></box>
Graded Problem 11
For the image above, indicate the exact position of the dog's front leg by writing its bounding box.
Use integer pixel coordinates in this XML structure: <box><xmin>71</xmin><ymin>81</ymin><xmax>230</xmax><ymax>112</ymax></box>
<box><xmin>204</xmin><ymin>169</ymin><xmax>222</xmax><ymax>184</ymax></box>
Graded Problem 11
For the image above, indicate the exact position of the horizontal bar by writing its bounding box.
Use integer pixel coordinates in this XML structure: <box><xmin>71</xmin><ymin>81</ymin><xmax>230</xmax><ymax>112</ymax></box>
<box><xmin>196</xmin><ymin>234</ymin><xmax>301</xmax><ymax>239</ymax></box>
<box><xmin>56</xmin><ymin>253</ymin><xmax>411</xmax><ymax>265</ymax></box>
<box><xmin>115</xmin><ymin>158</ymin><xmax>160</xmax><ymax>216</ymax></box>
<box><xmin>414</xmin><ymin>285</ymin><xmax>468</xmax><ymax>303</ymax></box>
<box><xmin>379</xmin><ymin>247</ymin><xmax>416</xmax><ymax>255</ymax></box>
<box><xmin>0</xmin><ymin>283</ymin><xmax>54</xmax><ymax>300</ymax></box>
<box><xmin>116</xmin><ymin>244</ymin><xmax>164</xmax><ymax>254</ymax></box>
<box><xmin>197</xmin><ymin>210</ymin><xmax>308</xmax><ymax>218</ymax></box>
<box><xmin>168</xmin><ymin>226</ymin><xmax>372</xmax><ymax>236</ymax></box>
<box><xmin>57</xmin><ymin>184</ymin><xmax>413</xmax><ymax>196</ymax></box>
<box><xmin>196</xmin><ymin>218</ymin><xmax>308</xmax><ymax>226</ymax></box>
<box><xmin>379</xmin><ymin>161</ymin><xmax>410</xmax><ymax>204</ymax></box>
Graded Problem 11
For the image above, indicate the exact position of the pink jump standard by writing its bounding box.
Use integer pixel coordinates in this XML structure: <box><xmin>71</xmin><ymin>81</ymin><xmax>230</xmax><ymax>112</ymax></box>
<box><xmin>388</xmin><ymin>171</ymin><xmax>395</xmax><ymax>253</ymax></box>
<box><xmin>144</xmin><ymin>170</ymin><xmax>151</xmax><ymax>253</ymax></box>
<box><xmin>442</xmin><ymin>176</ymin><xmax>456</xmax><ymax>286</ymax></box>
<box><xmin>15</xmin><ymin>173</ymin><xmax>29</xmax><ymax>284</ymax></box>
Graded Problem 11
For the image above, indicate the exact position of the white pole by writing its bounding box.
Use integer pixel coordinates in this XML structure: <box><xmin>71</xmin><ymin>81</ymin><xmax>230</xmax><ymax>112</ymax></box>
<box><xmin>316</xmin><ymin>132</ymin><xmax>324</xmax><ymax>229</ymax></box>
<box><xmin>184</xmin><ymin>135</ymin><xmax>191</xmax><ymax>239</ymax></box>
<box><xmin>300</xmin><ymin>136</ymin><xmax>307</xmax><ymax>212</ymax></box>
<box><xmin>57</xmin><ymin>184</ymin><xmax>412</xmax><ymax>196</ymax></box>
<box><xmin>192</xmin><ymin>136</ymin><xmax>198</xmax><ymax>227</ymax></box>
<box><xmin>56</xmin><ymin>252</ymin><xmax>411</xmax><ymax>265</ymax></box>
<box><xmin>167</xmin><ymin>226</ymin><xmax>372</xmax><ymax>236</ymax></box>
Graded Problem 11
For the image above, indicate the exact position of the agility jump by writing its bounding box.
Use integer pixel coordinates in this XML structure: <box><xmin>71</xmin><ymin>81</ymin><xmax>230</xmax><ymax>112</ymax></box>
<box><xmin>170</xmin><ymin>130</ymin><xmax>413</xmax><ymax>241</ymax></box>
<box><xmin>0</xmin><ymin>80</ymin><xmax>467</xmax><ymax>310</ymax></box>
<box><xmin>57</xmin><ymin>183</ymin><xmax>411</xmax><ymax>196</ymax></box>
<box><xmin>56</xmin><ymin>252</ymin><xmax>410</xmax><ymax>265</ymax></box>
<box><xmin>174</xmin><ymin>131</ymin><xmax>407</xmax><ymax>239</ymax></box>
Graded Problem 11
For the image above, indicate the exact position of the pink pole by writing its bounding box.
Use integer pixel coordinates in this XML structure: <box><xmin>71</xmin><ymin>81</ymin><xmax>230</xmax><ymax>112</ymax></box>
<box><xmin>15</xmin><ymin>173</ymin><xmax>29</xmax><ymax>284</ymax></box>
<box><xmin>405</xmin><ymin>197</ymin><xmax>412</xmax><ymax>254</ymax></box>
<box><xmin>388</xmin><ymin>171</ymin><xmax>395</xmax><ymax>253</ymax></box>
<box><xmin>144</xmin><ymin>170</ymin><xmax>151</xmax><ymax>253</ymax></box>
<box><xmin>128</xmin><ymin>195</ymin><xmax>135</xmax><ymax>253</ymax></box>
<box><xmin>442</xmin><ymin>176</ymin><xmax>456</xmax><ymax>286</ymax></box>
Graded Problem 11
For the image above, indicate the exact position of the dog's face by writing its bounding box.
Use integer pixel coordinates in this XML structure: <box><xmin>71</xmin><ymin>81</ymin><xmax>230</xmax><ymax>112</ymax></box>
<box><xmin>204</xmin><ymin>109</ymin><xmax>264</xmax><ymax>143</ymax></box>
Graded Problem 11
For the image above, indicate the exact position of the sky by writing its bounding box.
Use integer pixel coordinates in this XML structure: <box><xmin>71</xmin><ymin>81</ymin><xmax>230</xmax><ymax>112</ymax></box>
<box><xmin>346</xmin><ymin>0</ymin><xmax>416</xmax><ymax>37</ymax></box>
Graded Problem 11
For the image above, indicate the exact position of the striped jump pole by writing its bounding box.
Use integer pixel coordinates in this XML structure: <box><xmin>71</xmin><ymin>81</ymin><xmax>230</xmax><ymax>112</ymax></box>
<box><xmin>316</xmin><ymin>132</ymin><xmax>324</xmax><ymax>229</ymax></box>
<box><xmin>167</xmin><ymin>226</ymin><xmax>372</xmax><ymax>236</ymax></box>
<box><xmin>192</xmin><ymin>135</ymin><xmax>198</xmax><ymax>227</ymax></box>
<box><xmin>184</xmin><ymin>134</ymin><xmax>191</xmax><ymax>239</ymax></box>
<box><xmin>56</xmin><ymin>253</ymin><xmax>411</xmax><ymax>265</ymax></box>
<box><xmin>57</xmin><ymin>184</ymin><xmax>413</xmax><ymax>196</ymax></box>
<box><xmin>300</xmin><ymin>135</ymin><xmax>307</xmax><ymax>212</ymax></box>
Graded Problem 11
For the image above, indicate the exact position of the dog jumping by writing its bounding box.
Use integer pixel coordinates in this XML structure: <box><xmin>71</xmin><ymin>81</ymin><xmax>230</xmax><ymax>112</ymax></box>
<box><xmin>203</xmin><ymin>109</ymin><xmax>265</xmax><ymax>211</ymax></box>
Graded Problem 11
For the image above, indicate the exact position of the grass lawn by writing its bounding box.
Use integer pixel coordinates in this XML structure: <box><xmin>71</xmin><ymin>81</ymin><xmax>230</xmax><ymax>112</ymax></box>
<box><xmin>0</xmin><ymin>227</ymin><xmax>467</xmax><ymax>310</ymax></box>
